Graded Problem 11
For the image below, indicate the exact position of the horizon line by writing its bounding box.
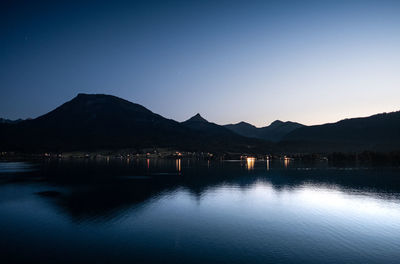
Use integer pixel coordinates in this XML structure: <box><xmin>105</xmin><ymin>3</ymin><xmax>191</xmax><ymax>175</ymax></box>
<box><xmin>1</xmin><ymin>92</ymin><xmax>399</xmax><ymax>128</ymax></box>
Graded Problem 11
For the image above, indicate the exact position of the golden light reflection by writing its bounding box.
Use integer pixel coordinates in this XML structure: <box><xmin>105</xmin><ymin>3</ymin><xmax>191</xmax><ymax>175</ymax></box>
<box><xmin>247</xmin><ymin>157</ymin><xmax>255</xmax><ymax>170</ymax></box>
<box><xmin>284</xmin><ymin>156</ymin><xmax>290</xmax><ymax>168</ymax></box>
<box><xmin>176</xmin><ymin>159</ymin><xmax>181</xmax><ymax>172</ymax></box>
<box><xmin>266</xmin><ymin>159</ymin><xmax>270</xmax><ymax>171</ymax></box>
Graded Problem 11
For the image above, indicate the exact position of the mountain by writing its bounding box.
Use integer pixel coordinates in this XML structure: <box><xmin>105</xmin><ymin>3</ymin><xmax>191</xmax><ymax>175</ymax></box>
<box><xmin>180</xmin><ymin>113</ymin><xmax>272</xmax><ymax>151</ymax></box>
<box><xmin>224</xmin><ymin>122</ymin><xmax>259</xmax><ymax>138</ymax></box>
<box><xmin>182</xmin><ymin>113</ymin><xmax>240</xmax><ymax>136</ymax></box>
<box><xmin>0</xmin><ymin>118</ymin><xmax>25</xmax><ymax>124</ymax></box>
<box><xmin>281</xmin><ymin>111</ymin><xmax>400</xmax><ymax>152</ymax></box>
<box><xmin>224</xmin><ymin>120</ymin><xmax>304</xmax><ymax>142</ymax></box>
<box><xmin>262</xmin><ymin>120</ymin><xmax>305</xmax><ymax>142</ymax></box>
<box><xmin>0</xmin><ymin>94</ymin><xmax>271</xmax><ymax>153</ymax></box>
<box><xmin>4</xmin><ymin>93</ymin><xmax>398</xmax><ymax>154</ymax></box>
<box><xmin>0</xmin><ymin>93</ymin><xmax>188</xmax><ymax>151</ymax></box>
<box><xmin>184</xmin><ymin>113</ymin><xmax>208</xmax><ymax>123</ymax></box>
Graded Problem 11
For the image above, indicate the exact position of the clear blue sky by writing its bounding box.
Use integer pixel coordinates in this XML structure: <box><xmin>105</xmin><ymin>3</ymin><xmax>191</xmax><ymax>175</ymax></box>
<box><xmin>1</xmin><ymin>0</ymin><xmax>400</xmax><ymax>126</ymax></box>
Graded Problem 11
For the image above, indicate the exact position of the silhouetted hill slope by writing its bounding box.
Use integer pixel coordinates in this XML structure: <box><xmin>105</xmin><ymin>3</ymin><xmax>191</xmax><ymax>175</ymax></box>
<box><xmin>224</xmin><ymin>122</ymin><xmax>259</xmax><ymax>138</ymax></box>
<box><xmin>259</xmin><ymin>120</ymin><xmax>305</xmax><ymax>142</ymax></box>
<box><xmin>281</xmin><ymin>111</ymin><xmax>400</xmax><ymax>152</ymax></box>
<box><xmin>184</xmin><ymin>113</ymin><xmax>208</xmax><ymax>123</ymax></box>
<box><xmin>0</xmin><ymin>94</ymin><xmax>272</xmax><ymax>153</ymax></box>
<box><xmin>225</xmin><ymin>120</ymin><xmax>304</xmax><ymax>142</ymax></box>
<box><xmin>182</xmin><ymin>114</ymin><xmax>240</xmax><ymax>136</ymax></box>
<box><xmin>1</xmin><ymin>94</ymin><xmax>188</xmax><ymax>150</ymax></box>
<box><xmin>180</xmin><ymin>113</ymin><xmax>273</xmax><ymax>151</ymax></box>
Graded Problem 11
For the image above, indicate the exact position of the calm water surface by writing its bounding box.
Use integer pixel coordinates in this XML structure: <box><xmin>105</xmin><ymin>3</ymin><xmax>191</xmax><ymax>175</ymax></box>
<box><xmin>0</xmin><ymin>159</ymin><xmax>400</xmax><ymax>263</ymax></box>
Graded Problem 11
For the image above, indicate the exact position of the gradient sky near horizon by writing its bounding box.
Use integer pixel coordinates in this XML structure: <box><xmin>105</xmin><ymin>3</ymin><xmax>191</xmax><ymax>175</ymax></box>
<box><xmin>1</xmin><ymin>0</ymin><xmax>400</xmax><ymax>127</ymax></box>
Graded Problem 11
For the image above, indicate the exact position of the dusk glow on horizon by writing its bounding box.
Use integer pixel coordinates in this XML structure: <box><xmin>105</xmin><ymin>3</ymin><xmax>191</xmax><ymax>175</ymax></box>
<box><xmin>1</xmin><ymin>0</ymin><xmax>400</xmax><ymax>126</ymax></box>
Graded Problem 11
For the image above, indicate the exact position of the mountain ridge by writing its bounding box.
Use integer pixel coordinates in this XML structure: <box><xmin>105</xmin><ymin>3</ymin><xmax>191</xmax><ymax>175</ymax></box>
<box><xmin>184</xmin><ymin>113</ymin><xmax>208</xmax><ymax>123</ymax></box>
<box><xmin>281</xmin><ymin>111</ymin><xmax>400</xmax><ymax>152</ymax></box>
<box><xmin>0</xmin><ymin>94</ymin><xmax>271</xmax><ymax>153</ymax></box>
<box><xmin>1</xmin><ymin>93</ymin><xmax>400</xmax><ymax>153</ymax></box>
<box><xmin>224</xmin><ymin>120</ymin><xmax>304</xmax><ymax>142</ymax></box>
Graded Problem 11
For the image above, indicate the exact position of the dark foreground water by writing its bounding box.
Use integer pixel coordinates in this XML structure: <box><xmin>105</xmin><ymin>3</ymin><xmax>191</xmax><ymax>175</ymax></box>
<box><xmin>1</xmin><ymin>159</ymin><xmax>400</xmax><ymax>264</ymax></box>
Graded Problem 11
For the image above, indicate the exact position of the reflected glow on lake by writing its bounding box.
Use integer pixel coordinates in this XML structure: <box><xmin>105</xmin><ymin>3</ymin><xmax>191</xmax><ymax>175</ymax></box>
<box><xmin>0</xmin><ymin>159</ymin><xmax>399</xmax><ymax>263</ymax></box>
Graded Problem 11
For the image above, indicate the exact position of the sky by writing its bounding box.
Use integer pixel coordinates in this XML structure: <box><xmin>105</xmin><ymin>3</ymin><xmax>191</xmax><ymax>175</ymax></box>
<box><xmin>1</xmin><ymin>0</ymin><xmax>400</xmax><ymax>127</ymax></box>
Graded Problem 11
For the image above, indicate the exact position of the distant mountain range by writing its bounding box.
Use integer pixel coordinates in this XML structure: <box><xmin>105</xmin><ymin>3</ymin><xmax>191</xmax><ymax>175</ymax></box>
<box><xmin>280</xmin><ymin>112</ymin><xmax>400</xmax><ymax>152</ymax></box>
<box><xmin>0</xmin><ymin>94</ymin><xmax>269</xmax><ymax>153</ymax></box>
<box><xmin>224</xmin><ymin>120</ymin><xmax>304</xmax><ymax>142</ymax></box>
<box><xmin>0</xmin><ymin>118</ymin><xmax>25</xmax><ymax>124</ymax></box>
<box><xmin>1</xmin><ymin>93</ymin><xmax>399</xmax><ymax>153</ymax></box>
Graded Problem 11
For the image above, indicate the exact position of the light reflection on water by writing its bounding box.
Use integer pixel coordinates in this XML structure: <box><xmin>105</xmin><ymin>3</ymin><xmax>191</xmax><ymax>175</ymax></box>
<box><xmin>0</xmin><ymin>160</ymin><xmax>400</xmax><ymax>263</ymax></box>
<box><xmin>176</xmin><ymin>159</ymin><xmax>181</xmax><ymax>172</ymax></box>
<box><xmin>0</xmin><ymin>162</ymin><xmax>36</xmax><ymax>173</ymax></box>
<box><xmin>246</xmin><ymin>157</ymin><xmax>255</xmax><ymax>170</ymax></box>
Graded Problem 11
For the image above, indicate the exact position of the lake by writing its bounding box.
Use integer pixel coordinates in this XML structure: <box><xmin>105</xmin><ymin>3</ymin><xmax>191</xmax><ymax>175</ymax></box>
<box><xmin>1</xmin><ymin>158</ymin><xmax>400</xmax><ymax>263</ymax></box>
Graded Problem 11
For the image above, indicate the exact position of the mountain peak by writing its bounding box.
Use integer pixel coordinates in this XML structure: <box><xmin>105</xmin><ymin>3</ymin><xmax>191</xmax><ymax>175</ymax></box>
<box><xmin>74</xmin><ymin>93</ymin><xmax>115</xmax><ymax>100</ymax></box>
<box><xmin>238</xmin><ymin>121</ymin><xmax>250</xmax><ymax>125</ymax></box>
<box><xmin>75</xmin><ymin>93</ymin><xmax>100</xmax><ymax>98</ymax></box>
<box><xmin>268</xmin><ymin>120</ymin><xmax>304</xmax><ymax>130</ymax></box>
<box><xmin>69</xmin><ymin>93</ymin><xmax>146</xmax><ymax>110</ymax></box>
<box><xmin>270</xmin><ymin>120</ymin><xmax>284</xmax><ymax>126</ymax></box>
<box><xmin>185</xmin><ymin>113</ymin><xmax>208</xmax><ymax>123</ymax></box>
<box><xmin>232</xmin><ymin>121</ymin><xmax>256</xmax><ymax>128</ymax></box>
